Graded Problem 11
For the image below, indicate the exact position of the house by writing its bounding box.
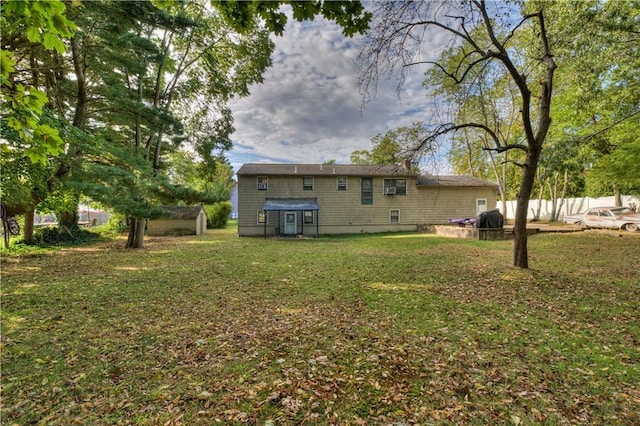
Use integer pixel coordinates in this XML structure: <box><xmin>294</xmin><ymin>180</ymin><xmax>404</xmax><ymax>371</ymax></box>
<box><xmin>236</xmin><ymin>163</ymin><xmax>498</xmax><ymax>237</ymax></box>
<box><xmin>147</xmin><ymin>205</ymin><xmax>207</xmax><ymax>236</ymax></box>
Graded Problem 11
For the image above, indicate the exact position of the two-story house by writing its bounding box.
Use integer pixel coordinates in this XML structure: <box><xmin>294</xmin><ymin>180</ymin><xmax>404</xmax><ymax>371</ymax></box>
<box><xmin>236</xmin><ymin>163</ymin><xmax>498</xmax><ymax>237</ymax></box>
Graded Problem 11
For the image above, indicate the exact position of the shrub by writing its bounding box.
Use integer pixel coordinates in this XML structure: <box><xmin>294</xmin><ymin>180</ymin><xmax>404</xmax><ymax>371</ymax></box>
<box><xmin>30</xmin><ymin>226</ymin><xmax>102</xmax><ymax>246</ymax></box>
<box><xmin>101</xmin><ymin>212</ymin><xmax>129</xmax><ymax>234</ymax></box>
<box><xmin>205</xmin><ymin>202</ymin><xmax>232</xmax><ymax>229</ymax></box>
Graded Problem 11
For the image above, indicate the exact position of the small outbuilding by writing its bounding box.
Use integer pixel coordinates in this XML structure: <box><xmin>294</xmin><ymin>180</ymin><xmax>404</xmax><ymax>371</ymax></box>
<box><xmin>147</xmin><ymin>205</ymin><xmax>207</xmax><ymax>236</ymax></box>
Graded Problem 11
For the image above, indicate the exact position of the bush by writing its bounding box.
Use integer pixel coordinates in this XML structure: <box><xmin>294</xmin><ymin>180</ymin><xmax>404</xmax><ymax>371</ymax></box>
<box><xmin>101</xmin><ymin>212</ymin><xmax>129</xmax><ymax>234</ymax></box>
<box><xmin>205</xmin><ymin>202</ymin><xmax>232</xmax><ymax>229</ymax></box>
<box><xmin>30</xmin><ymin>226</ymin><xmax>102</xmax><ymax>246</ymax></box>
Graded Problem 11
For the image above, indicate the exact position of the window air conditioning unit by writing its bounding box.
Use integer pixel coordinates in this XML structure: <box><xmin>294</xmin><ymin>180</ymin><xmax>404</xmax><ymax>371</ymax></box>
<box><xmin>385</xmin><ymin>187</ymin><xmax>397</xmax><ymax>195</ymax></box>
<box><xmin>258</xmin><ymin>183</ymin><xmax>267</xmax><ymax>190</ymax></box>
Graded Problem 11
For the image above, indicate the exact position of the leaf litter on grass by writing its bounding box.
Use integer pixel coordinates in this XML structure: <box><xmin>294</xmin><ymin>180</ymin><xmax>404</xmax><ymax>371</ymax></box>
<box><xmin>1</xmin><ymin>230</ymin><xmax>639</xmax><ymax>424</ymax></box>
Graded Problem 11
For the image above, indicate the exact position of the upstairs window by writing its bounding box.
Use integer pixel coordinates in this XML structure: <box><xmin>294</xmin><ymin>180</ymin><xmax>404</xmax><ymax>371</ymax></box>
<box><xmin>361</xmin><ymin>177</ymin><xmax>373</xmax><ymax>205</ymax></box>
<box><xmin>257</xmin><ymin>176</ymin><xmax>268</xmax><ymax>190</ymax></box>
<box><xmin>303</xmin><ymin>176</ymin><xmax>314</xmax><ymax>191</ymax></box>
<box><xmin>383</xmin><ymin>179</ymin><xmax>407</xmax><ymax>195</ymax></box>
<box><xmin>337</xmin><ymin>176</ymin><xmax>348</xmax><ymax>191</ymax></box>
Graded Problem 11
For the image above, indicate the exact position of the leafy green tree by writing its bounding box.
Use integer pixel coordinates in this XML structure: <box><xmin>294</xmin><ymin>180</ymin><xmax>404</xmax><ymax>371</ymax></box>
<box><xmin>587</xmin><ymin>123</ymin><xmax>640</xmax><ymax>197</ymax></box>
<box><xmin>359</xmin><ymin>1</ymin><xmax>557</xmax><ymax>268</ymax></box>
<box><xmin>351</xmin><ymin>122</ymin><xmax>426</xmax><ymax>168</ymax></box>
<box><xmin>45</xmin><ymin>1</ymin><xmax>273</xmax><ymax>247</ymax></box>
<box><xmin>544</xmin><ymin>0</ymin><xmax>640</xmax><ymax>198</ymax></box>
<box><xmin>211</xmin><ymin>0</ymin><xmax>371</xmax><ymax>36</ymax></box>
<box><xmin>2</xmin><ymin>0</ymin><xmax>371</xmax><ymax>249</ymax></box>
<box><xmin>166</xmin><ymin>151</ymin><xmax>233</xmax><ymax>199</ymax></box>
<box><xmin>0</xmin><ymin>0</ymin><xmax>74</xmax><ymax>164</ymax></box>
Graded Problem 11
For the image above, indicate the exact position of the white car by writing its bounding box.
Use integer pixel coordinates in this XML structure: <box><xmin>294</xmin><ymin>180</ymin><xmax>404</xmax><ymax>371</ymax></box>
<box><xmin>563</xmin><ymin>207</ymin><xmax>640</xmax><ymax>232</ymax></box>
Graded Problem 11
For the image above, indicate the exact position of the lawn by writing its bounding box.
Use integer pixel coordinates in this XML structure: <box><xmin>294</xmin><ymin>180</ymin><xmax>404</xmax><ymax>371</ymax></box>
<box><xmin>1</xmin><ymin>226</ymin><xmax>639</xmax><ymax>425</ymax></box>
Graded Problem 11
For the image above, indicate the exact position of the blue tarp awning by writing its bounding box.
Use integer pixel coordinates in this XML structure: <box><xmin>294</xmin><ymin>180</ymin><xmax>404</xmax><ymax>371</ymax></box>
<box><xmin>263</xmin><ymin>198</ymin><xmax>319</xmax><ymax>211</ymax></box>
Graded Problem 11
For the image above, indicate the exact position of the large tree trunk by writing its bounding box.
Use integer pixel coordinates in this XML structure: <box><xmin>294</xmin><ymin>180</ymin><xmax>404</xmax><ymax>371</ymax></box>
<box><xmin>513</xmin><ymin>148</ymin><xmax>542</xmax><ymax>268</ymax></box>
<box><xmin>3</xmin><ymin>221</ymin><xmax>9</xmax><ymax>249</ymax></box>
<box><xmin>126</xmin><ymin>217</ymin><xmax>136</xmax><ymax>248</ymax></box>
<box><xmin>70</xmin><ymin>37</ymin><xmax>88</xmax><ymax>129</ymax></box>
<box><xmin>125</xmin><ymin>217</ymin><xmax>146</xmax><ymax>249</ymax></box>
<box><xmin>133</xmin><ymin>218</ymin><xmax>146</xmax><ymax>248</ymax></box>
<box><xmin>23</xmin><ymin>208</ymin><xmax>35</xmax><ymax>244</ymax></box>
<box><xmin>614</xmin><ymin>188</ymin><xmax>622</xmax><ymax>206</ymax></box>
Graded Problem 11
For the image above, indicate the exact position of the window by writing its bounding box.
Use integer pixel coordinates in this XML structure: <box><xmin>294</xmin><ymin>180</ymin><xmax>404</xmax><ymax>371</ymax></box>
<box><xmin>383</xmin><ymin>179</ymin><xmax>407</xmax><ymax>195</ymax></box>
<box><xmin>390</xmin><ymin>209</ymin><xmax>400</xmax><ymax>223</ymax></box>
<box><xmin>476</xmin><ymin>199</ymin><xmax>487</xmax><ymax>216</ymax></box>
<box><xmin>303</xmin><ymin>176</ymin><xmax>314</xmax><ymax>191</ymax></box>
<box><xmin>361</xmin><ymin>177</ymin><xmax>373</xmax><ymax>205</ymax></box>
<box><xmin>337</xmin><ymin>176</ymin><xmax>347</xmax><ymax>191</ymax></box>
<box><xmin>257</xmin><ymin>210</ymin><xmax>268</xmax><ymax>224</ymax></box>
<box><xmin>257</xmin><ymin>176</ymin><xmax>268</xmax><ymax>190</ymax></box>
<box><xmin>304</xmin><ymin>210</ymin><xmax>314</xmax><ymax>224</ymax></box>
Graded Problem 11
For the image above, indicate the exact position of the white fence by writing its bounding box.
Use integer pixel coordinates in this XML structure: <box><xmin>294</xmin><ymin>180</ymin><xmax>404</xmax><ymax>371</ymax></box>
<box><xmin>500</xmin><ymin>195</ymin><xmax>640</xmax><ymax>221</ymax></box>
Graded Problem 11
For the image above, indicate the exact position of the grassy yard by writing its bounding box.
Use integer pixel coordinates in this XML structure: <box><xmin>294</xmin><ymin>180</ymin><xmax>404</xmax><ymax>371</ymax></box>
<box><xmin>1</xmin><ymin>226</ymin><xmax>639</xmax><ymax>425</ymax></box>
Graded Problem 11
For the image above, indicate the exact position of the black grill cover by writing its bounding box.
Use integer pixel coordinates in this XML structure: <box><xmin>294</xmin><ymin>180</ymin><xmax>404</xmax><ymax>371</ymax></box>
<box><xmin>476</xmin><ymin>209</ymin><xmax>504</xmax><ymax>229</ymax></box>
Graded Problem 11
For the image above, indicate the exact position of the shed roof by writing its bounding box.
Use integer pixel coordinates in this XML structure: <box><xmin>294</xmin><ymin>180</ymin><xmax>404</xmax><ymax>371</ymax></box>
<box><xmin>238</xmin><ymin>163</ymin><xmax>416</xmax><ymax>177</ymax></box>
<box><xmin>416</xmin><ymin>175</ymin><xmax>498</xmax><ymax>187</ymax></box>
<box><xmin>159</xmin><ymin>205</ymin><xmax>204</xmax><ymax>219</ymax></box>
<box><xmin>263</xmin><ymin>198</ymin><xmax>319</xmax><ymax>211</ymax></box>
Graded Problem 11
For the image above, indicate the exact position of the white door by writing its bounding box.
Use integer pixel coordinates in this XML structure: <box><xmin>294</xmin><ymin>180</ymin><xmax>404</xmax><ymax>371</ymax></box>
<box><xmin>284</xmin><ymin>212</ymin><xmax>297</xmax><ymax>235</ymax></box>
<box><xmin>476</xmin><ymin>199</ymin><xmax>488</xmax><ymax>216</ymax></box>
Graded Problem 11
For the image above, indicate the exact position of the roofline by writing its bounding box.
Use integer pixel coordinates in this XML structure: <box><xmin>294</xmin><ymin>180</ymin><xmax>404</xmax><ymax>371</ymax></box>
<box><xmin>237</xmin><ymin>163</ymin><xmax>416</xmax><ymax>176</ymax></box>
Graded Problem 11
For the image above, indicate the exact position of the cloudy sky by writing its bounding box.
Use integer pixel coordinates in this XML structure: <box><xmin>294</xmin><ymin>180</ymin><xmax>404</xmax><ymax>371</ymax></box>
<box><xmin>227</xmin><ymin>12</ymin><xmax>451</xmax><ymax>174</ymax></box>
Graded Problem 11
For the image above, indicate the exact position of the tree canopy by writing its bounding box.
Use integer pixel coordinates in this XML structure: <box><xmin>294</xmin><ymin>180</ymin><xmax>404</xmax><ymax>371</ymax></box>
<box><xmin>359</xmin><ymin>1</ymin><xmax>558</xmax><ymax>268</ymax></box>
<box><xmin>351</xmin><ymin>122</ymin><xmax>427</xmax><ymax>169</ymax></box>
<box><xmin>1</xmin><ymin>0</ymin><xmax>74</xmax><ymax>164</ymax></box>
<box><xmin>357</xmin><ymin>0</ymin><xmax>639</xmax><ymax>267</ymax></box>
<box><xmin>1</xmin><ymin>0</ymin><xmax>371</xmax><ymax>248</ymax></box>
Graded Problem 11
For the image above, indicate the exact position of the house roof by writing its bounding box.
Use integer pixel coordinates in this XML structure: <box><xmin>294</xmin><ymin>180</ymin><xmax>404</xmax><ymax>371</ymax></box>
<box><xmin>417</xmin><ymin>175</ymin><xmax>498</xmax><ymax>187</ymax></box>
<box><xmin>237</xmin><ymin>163</ymin><xmax>498</xmax><ymax>188</ymax></box>
<box><xmin>263</xmin><ymin>198</ymin><xmax>319</xmax><ymax>211</ymax></box>
<box><xmin>159</xmin><ymin>205</ymin><xmax>204</xmax><ymax>219</ymax></box>
<box><xmin>237</xmin><ymin>163</ymin><xmax>416</xmax><ymax>177</ymax></box>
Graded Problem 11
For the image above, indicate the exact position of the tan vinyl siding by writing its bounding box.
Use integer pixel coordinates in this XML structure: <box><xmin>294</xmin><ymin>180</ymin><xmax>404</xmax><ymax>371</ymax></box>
<box><xmin>237</xmin><ymin>167</ymin><xmax>497</xmax><ymax>236</ymax></box>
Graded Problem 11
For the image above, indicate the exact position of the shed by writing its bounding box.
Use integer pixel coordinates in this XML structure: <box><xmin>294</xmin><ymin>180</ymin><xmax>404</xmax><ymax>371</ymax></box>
<box><xmin>147</xmin><ymin>205</ymin><xmax>207</xmax><ymax>236</ymax></box>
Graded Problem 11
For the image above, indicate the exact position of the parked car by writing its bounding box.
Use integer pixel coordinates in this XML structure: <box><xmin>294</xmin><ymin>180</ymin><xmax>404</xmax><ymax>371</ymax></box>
<box><xmin>563</xmin><ymin>207</ymin><xmax>640</xmax><ymax>232</ymax></box>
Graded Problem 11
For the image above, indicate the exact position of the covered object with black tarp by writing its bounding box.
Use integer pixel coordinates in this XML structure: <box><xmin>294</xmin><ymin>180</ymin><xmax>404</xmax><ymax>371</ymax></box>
<box><xmin>476</xmin><ymin>209</ymin><xmax>504</xmax><ymax>229</ymax></box>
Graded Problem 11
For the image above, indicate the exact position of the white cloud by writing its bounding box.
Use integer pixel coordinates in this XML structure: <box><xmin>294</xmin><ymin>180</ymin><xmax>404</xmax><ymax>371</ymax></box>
<box><xmin>228</xmin><ymin>13</ymin><xmax>447</xmax><ymax>173</ymax></box>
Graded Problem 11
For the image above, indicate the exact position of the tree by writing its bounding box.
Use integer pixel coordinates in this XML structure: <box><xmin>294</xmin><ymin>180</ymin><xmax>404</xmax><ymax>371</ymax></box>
<box><xmin>544</xmin><ymin>0</ymin><xmax>640</xmax><ymax>198</ymax></box>
<box><xmin>358</xmin><ymin>1</ymin><xmax>557</xmax><ymax>268</ymax></box>
<box><xmin>44</xmin><ymin>0</ymin><xmax>276</xmax><ymax>247</ymax></box>
<box><xmin>351</xmin><ymin>122</ymin><xmax>427</xmax><ymax>168</ymax></box>
<box><xmin>0</xmin><ymin>0</ymin><xmax>77</xmax><ymax>248</ymax></box>
<box><xmin>211</xmin><ymin>0</ymin><xmax>371</xmax><ymax>37</ymax></box>
<box><xmin>66</xmin><ymin>0</ymin><xmax>371</xmax><ymax>248</ymax></box>
<box><xmin>1</xmin><ymin>1</ymin><xmax>371</xmax><ymax>249</ymax></box>
<box><xmin>0</xmin><ymin>0</ymin><xmax>73</xmax><ymax>164</ymax></box>
<box><xmin>443</xmin><ymin>69</ymin><xmax>525</xmax><ymax>218</ymax></box>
